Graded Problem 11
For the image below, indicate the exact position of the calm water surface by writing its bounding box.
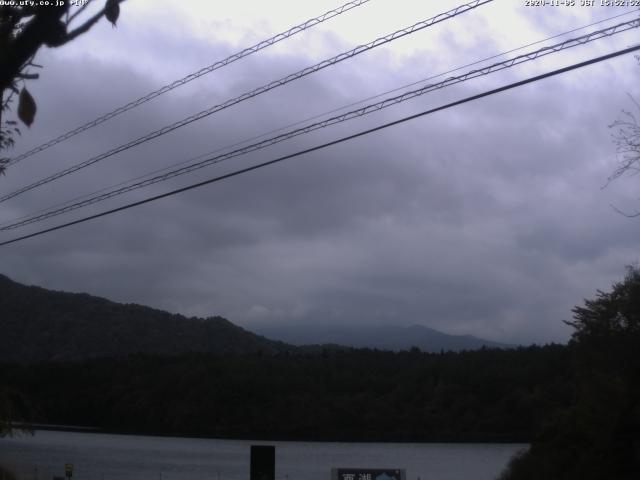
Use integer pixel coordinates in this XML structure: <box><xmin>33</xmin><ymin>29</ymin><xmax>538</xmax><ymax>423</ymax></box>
<box><xmin>0</xmin><ymin>430</ymin><xmax>526</xmax><ymax>480</ymax></box>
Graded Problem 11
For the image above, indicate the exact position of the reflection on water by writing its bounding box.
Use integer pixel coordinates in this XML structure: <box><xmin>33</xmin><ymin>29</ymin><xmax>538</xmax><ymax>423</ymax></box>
<box><xmin>0</xmin><ymin>430</ymin><xmax>526</xmax><ymax>480</ymax></box>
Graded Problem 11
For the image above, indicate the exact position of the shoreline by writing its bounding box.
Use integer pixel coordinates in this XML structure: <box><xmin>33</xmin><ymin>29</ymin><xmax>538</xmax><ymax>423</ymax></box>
<box><xmin>11</xmin><ymin>424</ymin><xmax>530</xmax><ymax>445</ymax></box>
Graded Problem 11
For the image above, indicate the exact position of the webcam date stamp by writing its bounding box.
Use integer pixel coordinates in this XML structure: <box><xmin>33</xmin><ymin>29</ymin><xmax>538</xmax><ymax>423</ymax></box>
<box><xmin>0</xmin><ymin>0</ymin><xmax>90</xmax><ymax>6</ymax></box>
<box><xmin>525</xmin><ymin>0</ymin><xmax>640</xmax><ymax>6</ymax></box>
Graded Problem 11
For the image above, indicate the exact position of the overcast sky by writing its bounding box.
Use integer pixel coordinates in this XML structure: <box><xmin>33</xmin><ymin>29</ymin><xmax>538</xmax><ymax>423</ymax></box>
<box><xmin>1</xmin><ymin>0</ymin><xmax>639</xmax><ymax>344</ymax></box>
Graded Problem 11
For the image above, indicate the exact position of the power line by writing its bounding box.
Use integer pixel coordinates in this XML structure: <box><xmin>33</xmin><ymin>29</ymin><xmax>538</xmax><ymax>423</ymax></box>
<box><xmin>8</xmin><ymin>7</ymin><xmax>632</xmax><ymax>226</ymax></box>
<box><xmin>3</xmin><ymin>17</ymin><xmax>638</xmax><ymax>231</ymax></box>
<box><xmin>40</xmin><ymin>0</ymin><xmax>636</xmax><ymax>230</ymax></box>
<box><xmin>0</xmin><ymin>0</ymin><xmax>494</xmax><ymax>204</ymax></box>
<box><xmin>4</xmin><ymin>17</ymin><xmax>637</xmax><ymax>229</ymax></box>
<box><xmin>5</xmin><ymin>0</ymin><xmax>372</xmax><ymax>167</ymax></box>
<box><xmin>26</xmin><ymin>7</ymin><xmax>634</xmax><ymax>227</ymax></box>
<box><xmin>23</xmin><ymin>3</ymin><xmax>630</xmax><ymax>231</ymax></box>
<box><xmin>9</xmin><ymin>9</ymin><xmax>631</xmax><ymax>232</ymax></box>
<box><xmin>307</xmin><ymin>8</ymin><xmax>638</xmax><ymax>124</ymax></box>
<box><xmin>1</xmin><ymin>43</ymin><xmax>638</xmax><ymax>248</ymax></box>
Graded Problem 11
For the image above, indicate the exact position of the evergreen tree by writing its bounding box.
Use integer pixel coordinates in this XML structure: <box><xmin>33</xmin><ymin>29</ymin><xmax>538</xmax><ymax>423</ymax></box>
<box><xmin>500</xmin><ymin>266</ymin><xmax>640</xmax><ymax>480</ymax></box>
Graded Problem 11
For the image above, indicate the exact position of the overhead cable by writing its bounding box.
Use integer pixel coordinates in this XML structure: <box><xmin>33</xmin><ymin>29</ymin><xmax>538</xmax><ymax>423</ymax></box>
<box><xmin>1</xmin><ymin>43</ymin><xmax>638</xmax><ymax>247</ymax></box>
<box><xmin>0</xmin><ymin>0</ymin><xmax>494</xmax><ymax>204</ymax></box>
<box><xmin>9</xmin><ymin>7</ymin><xmax>631</xmax><ymax>231</ymax></box>
<box><xmin>3</xmin><ymin>17</ymin><xmax>638</xmax><ymax>231</ymax></box>
<box><xmin>6</xmin><ymin>0</ymin><xmax>372</xmax><ymax>167</ymax></box>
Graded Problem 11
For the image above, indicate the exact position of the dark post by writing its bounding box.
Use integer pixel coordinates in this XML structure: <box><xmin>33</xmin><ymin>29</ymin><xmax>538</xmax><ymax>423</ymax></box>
<box><xmin>250</xmin><ymin>445</ymin><xmax>275</xmax><ymax>480</ymax></box>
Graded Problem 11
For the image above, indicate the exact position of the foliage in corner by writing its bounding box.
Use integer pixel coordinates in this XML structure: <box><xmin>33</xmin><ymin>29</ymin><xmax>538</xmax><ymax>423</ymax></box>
<box><xmin>0</xmin><ymin>385</ymin><xmax>34</xmax><ymax>438</ymax></box>
<box><xmin>0</xmin><ymin>0</ymin><xmax>124</xmax><ymax>435</ymax></box>
<box><xmin>0</xmin><ymin>465</ymin><xmax>17</xmax><ymax>480</ymax></box>
<box><xmin>607</xmin><ymin>57</ymin><xmax>640</xmax><ymax>217</ymax></box>
<box><xmin>499</xmin><ymin>266</ymin><xmax>640</xmax><ymax>480</ymax></box>
<box><xmin>0</xmin><ymin>0</ymin><xmax>124</xmax><ymax>175</ymax></box>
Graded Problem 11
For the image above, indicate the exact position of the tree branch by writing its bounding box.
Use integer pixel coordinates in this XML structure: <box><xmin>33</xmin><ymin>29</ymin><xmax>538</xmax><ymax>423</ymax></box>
<box><xmin>15</xmin><ymin>73</ymin><xmax>39</xmax><ymax>80</ymax></box>
<box><xmin>62</xmin><ymin>0</ymin><xmax>125</xmax><ymax>44</ymax></box>
<box><xmin>62</xmin><ymin>7</ymin><xmax>107</xmax><ymax>44</ymax></box>
<box><xmin>66</xmin><ymin>0</ymin><xmax>96</xmax><ymax>26</ymax></box>
<box><xmin>0</xmin><ymin>6</ymin><xmax>68</xmax><ymax>92</ymax></box>
<box><xmin>610</xmin><ymin>203</ymin><xmax>640</xmax><ymax>218</ymax></box>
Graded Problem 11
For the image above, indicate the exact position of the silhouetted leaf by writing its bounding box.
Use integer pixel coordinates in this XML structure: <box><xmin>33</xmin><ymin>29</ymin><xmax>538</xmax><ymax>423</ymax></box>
<box><xmin>105</xmin><ymin>0</ymin><xmax>120</xmax><ymax>26</ymax></box>
<box><xmin>17</xmin><ymin>88</ymin><xmax>36</xmax><ymax>127</ymax></box>
<box><xmin>44</xmin><ymin>20</ymin><xmax>67</xmax><ymax>47</ymax></box>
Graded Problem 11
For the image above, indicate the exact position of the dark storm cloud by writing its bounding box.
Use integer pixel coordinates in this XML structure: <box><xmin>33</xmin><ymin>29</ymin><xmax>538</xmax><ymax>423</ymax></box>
<box><xmin>1</xmin><ymin>1</ymin><xmax>639</xmax><ymax>344</ymax></box>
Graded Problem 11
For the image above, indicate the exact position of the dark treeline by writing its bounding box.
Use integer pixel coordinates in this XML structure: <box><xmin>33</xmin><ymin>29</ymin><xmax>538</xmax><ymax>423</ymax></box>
<box><xmin>500</xmin><ymin>266</ymin><xmax>640</xmax><ymax>480</ymax></box>
<box><xmin>2</xmin><ymin>267</ymin><xmax>639</xmax><ymax>479</ymax></box>
<box><xmin>1</xmin><ymin>345</ymin><xmax>572</xmax><ymax>442</ymax></box>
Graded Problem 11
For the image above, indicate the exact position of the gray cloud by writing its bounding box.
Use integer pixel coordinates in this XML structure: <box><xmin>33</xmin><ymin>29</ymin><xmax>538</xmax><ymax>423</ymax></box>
<box><xmin>1</xmin><ymin>1</ymin><xmax>639</xmax><ymax>345</ymax></box>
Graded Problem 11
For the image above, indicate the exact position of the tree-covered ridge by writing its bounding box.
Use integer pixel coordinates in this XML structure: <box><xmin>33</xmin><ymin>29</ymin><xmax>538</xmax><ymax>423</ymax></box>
<box><xmin>500</xmin><ymin>266</ymin><xmax>640</xmax><ymax>480</ymax></box>
<box><xmin>0</xmin><ymin>345</ymin><xmax>572</xmax><ymax>442</ymax></box>
<box><xmin>0</xmin><ymin>274</ymin><xmax>286</xmax><ymax>361</ymax></box>
<box><xmin>3</xmin><ymin>266</ymin><xmax>639</xmax><ymax>479</ymax></box>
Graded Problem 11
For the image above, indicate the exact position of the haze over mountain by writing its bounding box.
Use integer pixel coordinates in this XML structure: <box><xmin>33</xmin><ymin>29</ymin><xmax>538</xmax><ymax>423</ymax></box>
<box><xmin>251</xmin><ymin>323</ymin><xmax>512</xmax><ymax>352</ymax></box>
<box><xmin>0</xmin><ymin>274</ymin><xmax>512</xmax><ymax>362</ymax></box>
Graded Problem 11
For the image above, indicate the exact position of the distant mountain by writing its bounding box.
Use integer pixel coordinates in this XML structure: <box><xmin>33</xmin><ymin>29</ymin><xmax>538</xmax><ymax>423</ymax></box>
<box><xmin>251</xmin><ymin>323</ymin><xmax>512</xmax><ymax>352</ymax></box>
<box><xmin>0</xmin><ymin>274</ymin><xmax>287</xmax><ymax>362</ymax></box>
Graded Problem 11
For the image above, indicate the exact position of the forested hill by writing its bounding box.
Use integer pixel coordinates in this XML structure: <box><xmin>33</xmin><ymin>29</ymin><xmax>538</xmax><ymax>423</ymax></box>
<box><xmin>1</xmin><ymin>345</ymin><xmax>573</xmax><ymax>442</ymax></box>
<box><xmin>0</xmin><ymin>274</ymin><xmax>512</xmax><ymax>362</ymax></box>
<box><xmin>0</xmin><ymin>274</ymin><xmax>286</xmax><ymax>362</ymax></box>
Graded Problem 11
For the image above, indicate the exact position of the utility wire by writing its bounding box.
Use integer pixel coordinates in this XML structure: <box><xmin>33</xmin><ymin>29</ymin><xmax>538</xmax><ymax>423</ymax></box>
<box><xmin>3</xmin><ymin>6</ymin><xmax>635</xmax><ymax>231</ymax></box>
<box><xmin>8</xmin><ymin>6</ymin><xmax>635</xmax><ymax>228</ymax></box>
<box><xmin>8</xmin><ymin>10</ymin><xmax>630</xmax><ymax>231</ymax></box>
<box><xmin>0</xmin><ymin>0</ymin><xmax>494</xmax><ymax>204</ymax></box>
<box><xmin>6</xmin><ymin>0</ymin><xmax>372</xmax><ymax>167</ymax></box>
<box><xmin>32</xmin><ymin>0</ymin><xmax>628</xmax><ymax>230</ymax></box>
<box><xmin>306</xmin><ymin>8</ymin><xmax>638</xmax><ymax>126</ymax></box>
<box><xmin>12</xmin><ymin>6</ymin><xmax>633</xmax><ymax>233</ymax></box>
<box><xmin>7</xmin><ymin>6</ymin><xmax>630</xmax><ymax>230</ymax></box>
<box><xmin>1</xmin><ymin>43</ymin><xmax>638</xmax><ymax>248</ymax></box>
<box><xmin>3</xmin><ymin>17</ymin><xmax>638</xmax><ymax>231</ymax></box>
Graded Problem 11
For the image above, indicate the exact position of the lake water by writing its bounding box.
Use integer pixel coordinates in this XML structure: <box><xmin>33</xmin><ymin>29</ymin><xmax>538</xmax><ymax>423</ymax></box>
<box><xmin>0</xmin><ymin>430</ymin><xmax>526</xmax><ymax>480</ymax></box>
